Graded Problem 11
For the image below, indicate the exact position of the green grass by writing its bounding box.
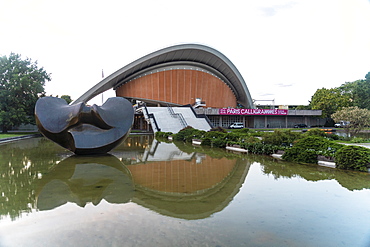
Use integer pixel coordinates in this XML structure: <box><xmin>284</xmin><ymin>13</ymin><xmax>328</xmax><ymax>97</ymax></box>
<box><xmin>0</xmin><ymin>132</ymin><xmax>37</xmax><ymax>139</ymax></box>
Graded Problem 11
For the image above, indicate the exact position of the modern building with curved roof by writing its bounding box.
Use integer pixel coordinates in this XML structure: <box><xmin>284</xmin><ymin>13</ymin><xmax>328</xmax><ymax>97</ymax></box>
<box><xmin>74</xmin><ymin>44</ymin><xmax>254</xmax><ymax>108</ymax></box>
<box><xmin>73</xmin><ymin>44</ymin><xmax>324</xmax><ymax>130</ymax></box>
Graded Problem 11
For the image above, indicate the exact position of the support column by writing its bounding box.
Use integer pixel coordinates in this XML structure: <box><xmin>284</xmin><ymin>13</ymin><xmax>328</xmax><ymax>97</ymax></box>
<box><xmin>285</xmin><ymin>116</ymin><xmax>288</xmax><ymax>128</ymax></box>
<box><xmin>265</xmin><ymin>116</ymin><xmax>268</xmax><ymax>128</ymax></box>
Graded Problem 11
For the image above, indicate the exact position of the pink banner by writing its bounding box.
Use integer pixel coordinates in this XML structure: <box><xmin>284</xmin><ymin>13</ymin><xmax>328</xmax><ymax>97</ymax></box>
<box><xmin>219</xmin><ymin>108</ymin><xmax>288</xmax><ymax>115</ymax></box>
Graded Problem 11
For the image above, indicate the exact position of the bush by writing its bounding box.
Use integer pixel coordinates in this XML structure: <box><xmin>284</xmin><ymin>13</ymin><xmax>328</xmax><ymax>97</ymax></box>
<box><xmin>263</xmin><ymin>129</ymin><xmax>300</xmax><ymax>146</ymax></box>
<box><xmin>201</xmin><ymin>137</ymin><xmax>212</xmax><ymax>146</ymax></box>
<box><xmin>282</xmin><ymin>148</ymin><xmax>318</xmax><ymax>164</ymax></box>
<box><xmin>232</xmin><ymin>128</ymin><xmax>250</xmax><ymax>134</ymax></box>
<box><xmin>335</xmin><ymin>145</ymin><xmax>370</xmax><ymax>172</ymax></box>
<box><xmin>209</xmin><ymin>126</ymin><xmax>227</xmax><ymax>133</ymax></box>
<box><xmin>204</xmin><ymin>131</ymin><xmax>226</xmax><ymax>139</ymax></box>
<box><xmin>173</xmin><ymin>126</ymin><xmax>205</xmax><ymax>142</ymax></box>
<box><xmin>155</xmin><ymin>131</ymin><xmax>173</xmax><ymax>139</ymax></box>
<box><xmin>240</xmin><ymin>136</ymin><xmax>261</xmax><ymax>144</ymax></box>
<box><xmin>282</xmin><ymin>136</ymin><xmax>344</xmax><ymax>163</ymax></box>
<box><xmin>304</xmin><ymin>128</ymin><xmax>328</xmax><ymax>137</ymax></box>
<box><xmin>350</xmin><ymin>137</ymin><xmax>366</xmax><ymax>143</ymax></box>
<box><xmin>212</xmin><ymin>138</ymin><xmax>228</xmax><ymax>148</ymax></box>
<box><xmin>241</xmin><ymin>142</ymin><xmax>279</xmax><ymax>155</ymax></box>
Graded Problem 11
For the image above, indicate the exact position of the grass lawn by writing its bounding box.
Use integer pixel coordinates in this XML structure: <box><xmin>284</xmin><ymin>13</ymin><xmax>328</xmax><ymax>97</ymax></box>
<box><xmin>0</xmin><ymin>132</ymin><xmax>38</xmax><ymax>139</ymax></box>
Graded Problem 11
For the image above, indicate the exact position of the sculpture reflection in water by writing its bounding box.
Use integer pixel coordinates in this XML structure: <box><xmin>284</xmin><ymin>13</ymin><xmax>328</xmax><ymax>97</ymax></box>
<box><xmin>34</xmin><ymin>137</ymin><xmax>251</xmax><ymax>219</ymax></box>
<box><xmin>1</xmin><ymin>136</ymin><xmax>369</xmax><ymax>220</ymax></box>
<box><xmin>36</xmin><ymin>154</ymin><xmax>134</xmax><ymax>210</ymax></box>
<box><xmin>35</xmin><ymin>97</ymin><xmax>134</xmax><ymax>155</ymax></box>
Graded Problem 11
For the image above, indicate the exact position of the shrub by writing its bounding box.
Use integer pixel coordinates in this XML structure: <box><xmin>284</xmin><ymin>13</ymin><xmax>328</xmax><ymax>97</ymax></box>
<box><xmin>209</xmin><ymin>126</ymin><xmax>227</xmax><ymax>133</ymax></box>
<box><xmin>241</xmin><ymin>142</ymin><xmax>279</xmax><ymax>155</ymax></box>
<box><xmin>232</xmin><ymin>128</ymin><xmax>250</xmax><ymax>134</ymax></box>
<box><xmin>262</xmin><ymin>129</ymin><xmax>300</xmax><ymax>146</ymax></box>
<box><xmin>334</xmin><ymin>145</ymin><xmax>370</xmax><ymax>172</ymax></box>
<box><xmin>328</xmin><ymin>134</ymin><xmax>341</xmax><ymax>141</ymax></box>
<box><xmin>212</xmin><ymin>138</ymin><xmax>228</xmax><ymax>148</ymax></box>
<box><xmin>282</xmin><ymin>148</ymin><xmax>318</xmax><ymax>164</ymax></box>
<box><xmin>204</xmin><ymin>131</ymin><xmax>226</xmax><ymax>139</ymax></box>
<box><xmin>201</xmin><ymin>137</ymin><xmax>212</xmax><ymax>146</ymax></box>
<box><xmin>241</xmin><ymin>136</ymin><xmax>261</xmax><ymax>144</ymax></box>
<box><xmin>350</xmin><ymin>137</ymin><xmax>366</xmax><ymax>143</ymax></box>
<box><xmin>304</xmin><ymin>128</ymin><xmax>328</xmax><ymax>137</ymax></box>
<box><xmin>173</xmin><ymin>127</ymin><xmax>205</xmax><ymax>142</ymax></box>
<box><xmin>223</xmin><ymin>132</ymin><xmax>251</xmax><ymax>142</ymax></box>
<box><xmin>155</xmin><ymin>131</ymin><xmax>173</xmax><ymax>139</ymax></box>
<box><xmin>282</xmin><ymin>136</ymin><xmax>344</xmax><ymax>163</ymax></box>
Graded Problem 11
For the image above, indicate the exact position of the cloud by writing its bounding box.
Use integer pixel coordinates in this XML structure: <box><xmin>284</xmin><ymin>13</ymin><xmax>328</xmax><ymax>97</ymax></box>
<box><xmin>1</xmin><ymin>0</ymin><xmax>369</xmax><ymax>106</ymax></box>
<box><xmin>275</xmin><ymin>83</ymin><xmax>294</xmax><ymax>87</ymax></box>
<box><xmin>258</xmin><ymin>93</ymin><xmax>275</xmax><ymax>97</ymax></box>
<box><xmin>259</xmin><ymin>1</ymin><xmax>298</xmax><ymax>16</ymax></box>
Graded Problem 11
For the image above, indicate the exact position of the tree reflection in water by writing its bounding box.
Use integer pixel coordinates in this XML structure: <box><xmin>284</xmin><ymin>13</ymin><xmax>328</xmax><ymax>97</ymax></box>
<box><xmin>0</xmin><ymin>135</ymin><xmax>369</xmax><ymax>222</ymax></box>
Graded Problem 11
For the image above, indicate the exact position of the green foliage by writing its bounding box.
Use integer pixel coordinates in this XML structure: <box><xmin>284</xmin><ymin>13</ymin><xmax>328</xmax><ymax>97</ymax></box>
<box><xmin>201</xmin><ymin>137</ymin><xmax>212</xmax><ymax>146</ymax></box>
<box><xmin>282</xmin><ymin>136</ymin><xmax>344</xmax><ymax>163</ymax></box>
<box><xmin>294</xmin><ymin>105</ymin><xmax>311</xmax><ymax>110</ymax></box>
<box><xmin>164</xmin><ymin>126</ymin><xmax>370</xmax><ymax>172</ymax></box>
<box><xmin>335</xmin><ymin>145</ymin><xmax>370</xmax><ymax>172</ymax></box>
<box><xmin>212</xmin><ymin>138</ymin><xmax>228</xmax><ymax>148</ymax></box>
<box><xmin>241</xmin><ymin>142</ymin><xmax>279</xmax><ymax>155</ymax></box>
<box><xmin>209</xmin><ymin>126</ymin><xmax>227</xmax><ymax>133</ymax></box>
<box><xmin>283</xmin><ymin>148</ymin><xmax>319</xmax><ymax>164</ymax></box>
<box><xmin>309</xmin><ymin>87</ymin><xmax>352</xmax><ymax>118</ymax></box>
<box><xmin>340</xmin><ymin>78</ymin><xmax>370</xmax><ymax>110</ymax></box>
<box><xmin>304</xmin><ymin>128</ymin><xmax>328</xmax><ymax>137</ymax></box>
<box><xmin>173</xmin><ymin>126</ymin><xmax>205</xmax><ymax>142</ymax></box>
<box><xmin>0</xmin><ymin>53</ymin><xmax>50</xmax><ymax>132</ymax></box>
<box><xmin>155</xmin><ymin>131</ymin><xmax>173</xmax><ymax>139</ymax></box>
<box><xmin>231</xmin><ymin>128</ymin><xmax>250</xmax><ymax>134</ymax></box>
<box><xmin>204</xmin><ymin>131</ymin><xmax>226</xmax><ymax>139</ymax></box>
<box><xmin>331</xmin><ymin>106</ymin><xmax>370</xmax><ymax>136</ymax></box>
<box><xmin>262</xmin><ymin>129</ymin><xmax>300</xmax><ymax>146</ymax></box>
<box><xmin>60</xmin><ymin>95</ymin><xmax>72</xmax><ymax>104</ymax></box>
<box><xmin>241</xmin><ymin>135</ymin><xmax>261</xmax><ymax>144</ymax></box>
<box><xmin>350</xmin><ymin>137</ymin><xmax>367</xmax><ymax>143</ymax></box>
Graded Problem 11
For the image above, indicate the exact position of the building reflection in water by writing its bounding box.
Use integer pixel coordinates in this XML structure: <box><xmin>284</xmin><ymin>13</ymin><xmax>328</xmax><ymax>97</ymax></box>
<box><xmin>2</xmin><ymin>136</ymin><xmax>366</xmax><ymax>222</ymax></box>
<box><xmin>0</xmin><ymin>136</ymin><xmax>251</xmax><ymax>221</ymax></box>
<box><xmin>115</xmin><ymin>136</ymin><xmax>252</xmax><ymax>220</ymax></box>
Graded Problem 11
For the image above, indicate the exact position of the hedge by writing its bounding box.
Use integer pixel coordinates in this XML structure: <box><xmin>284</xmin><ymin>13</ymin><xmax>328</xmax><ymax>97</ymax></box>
<box><xmin>282</xmin><ymin>136</ymin><xmax>344</xmax><ymax>164</ymax></box>
<box><xmin>335</xmin><ymin>145</ymin><xmax>370</xmax><ymax>172</ymax></box>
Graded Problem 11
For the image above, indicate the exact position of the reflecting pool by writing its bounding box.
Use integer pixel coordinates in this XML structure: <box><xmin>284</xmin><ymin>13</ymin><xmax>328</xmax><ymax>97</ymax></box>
<box><xmin>0</xmin><ymin>136</ymin><xmax>369</xmax><ymax>247</ymax></box>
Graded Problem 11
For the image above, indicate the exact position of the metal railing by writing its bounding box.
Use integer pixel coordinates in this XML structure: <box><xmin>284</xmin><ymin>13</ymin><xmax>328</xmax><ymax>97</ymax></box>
<box><xmin>167</xmin><ymin>104</ymin><xmax>187</xmax><ymax>128</ymax></box>
<box><xmin>187</xmin><ymin>105</ymin><xmax>213</xmax><ymax>128</ymax></box>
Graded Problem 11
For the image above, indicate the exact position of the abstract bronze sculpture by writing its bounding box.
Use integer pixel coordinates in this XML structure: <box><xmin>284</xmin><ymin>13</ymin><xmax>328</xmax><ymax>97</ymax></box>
<box><xmin>35</xmin><ymin>96</ymin><xmax>134</xmax><ymax>155</ymax></box>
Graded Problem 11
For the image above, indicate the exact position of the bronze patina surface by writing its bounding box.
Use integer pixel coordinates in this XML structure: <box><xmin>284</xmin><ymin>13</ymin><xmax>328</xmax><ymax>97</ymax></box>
<box><xmin>35</xmin><ymin>96</ymin><xmax>134</xmax><ymax>154</ymax></box>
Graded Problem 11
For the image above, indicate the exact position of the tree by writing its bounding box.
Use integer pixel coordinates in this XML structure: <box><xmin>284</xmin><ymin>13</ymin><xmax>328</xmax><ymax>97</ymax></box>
<box><xmin>0</xmin><ymin>53</ymin><xmax>51</xmax><ymax>133</ymax></box>
<box><xmin>339</xmin><ymin>71</ymin><xmax>370</xmax><ymax>110</ymax></box>
<box><xmin>60</xmin><ymin>95</ymin><xmax>73</xmax><ymax>104</ymax></box>
<box><xmin>353</xmin><ymin>79</ymin><xmax>370</xmax><ymax>110</ymax></box>
<box><xmin>331</xmin><ymin>106</ymin><xmax>370</xmax><ymax>137</ymax></box>
<box><xmin>309</xmin><ymin>88</ymin><xmax>352</xmax><ymax>125</ymax></box>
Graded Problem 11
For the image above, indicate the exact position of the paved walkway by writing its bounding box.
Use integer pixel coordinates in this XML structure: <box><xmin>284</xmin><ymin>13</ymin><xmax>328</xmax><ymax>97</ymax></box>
<box><xmin>339</xmin><ymin>143</ymin><xmax>370</xmax><ymax>149</ymax></box>
<box><xmin>0</xmin><ymin>133</ymin><xmax>42</xmax><ymax>144</ymax></box>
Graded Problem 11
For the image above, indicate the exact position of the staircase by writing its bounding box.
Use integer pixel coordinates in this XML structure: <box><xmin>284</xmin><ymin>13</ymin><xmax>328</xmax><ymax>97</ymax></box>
<box><xmin>144</xmin><ymin>106</ymin><xmax>212</xmax><ymax>133</ymax></box>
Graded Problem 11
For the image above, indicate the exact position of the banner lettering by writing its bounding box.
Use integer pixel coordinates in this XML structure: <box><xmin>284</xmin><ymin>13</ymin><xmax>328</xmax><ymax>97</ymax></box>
<box><xmin>219</xmin><ymin>108</ymin><xmax>288</xmax><ymax>115</ymax></box>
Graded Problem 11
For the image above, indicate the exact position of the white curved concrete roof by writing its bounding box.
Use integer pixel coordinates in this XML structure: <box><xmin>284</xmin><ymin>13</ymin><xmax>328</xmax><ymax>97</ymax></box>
<box><xmin>73</xmin><ymin>44</ymin><xmax>254</xmax><ymax>108</ymax></box>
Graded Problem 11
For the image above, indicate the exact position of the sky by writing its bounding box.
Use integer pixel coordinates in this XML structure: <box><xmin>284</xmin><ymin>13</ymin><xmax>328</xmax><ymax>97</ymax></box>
<box><xmin>1</xmin><ymin>0</ymin><xmax>369</xmax><ymax>106</ymax></box>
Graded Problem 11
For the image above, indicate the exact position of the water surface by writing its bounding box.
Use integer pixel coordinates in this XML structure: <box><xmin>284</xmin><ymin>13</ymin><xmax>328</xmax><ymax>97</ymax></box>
<box><xmin>0</xmin><ymin>136</ymin><xmax>369</xmax><ymax>247</ymax></box>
